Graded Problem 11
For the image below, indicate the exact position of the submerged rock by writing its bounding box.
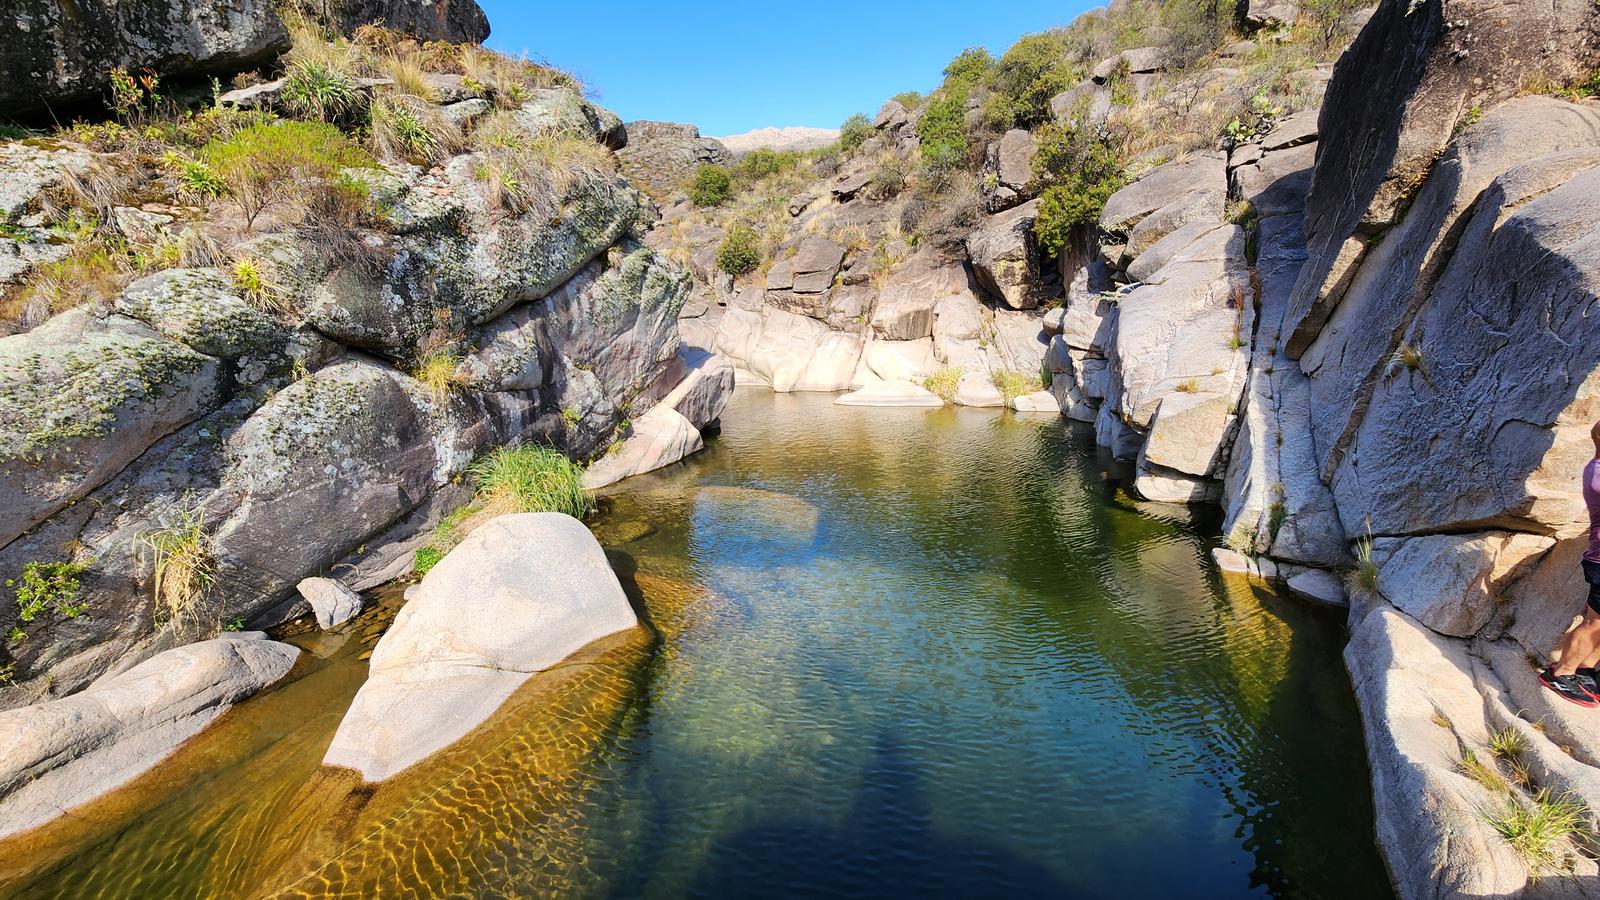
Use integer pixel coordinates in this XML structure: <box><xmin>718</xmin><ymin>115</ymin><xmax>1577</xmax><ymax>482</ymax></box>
<box><xmin>323</xmin><ymin>514</ymin><xmax>639</xmax><ymax>781</ymax></box>
<box><xmin>0</xmin><ymin>634</ymin><xmax>299</xmax><ymax>839</ymax></box>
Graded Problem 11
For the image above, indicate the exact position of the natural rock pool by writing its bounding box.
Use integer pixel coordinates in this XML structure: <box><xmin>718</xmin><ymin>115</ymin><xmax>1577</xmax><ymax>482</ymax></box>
<box><xmin>0</xmin><ymin>389</ymin><xmax>1392</xmax><ymax>898</ymax></box>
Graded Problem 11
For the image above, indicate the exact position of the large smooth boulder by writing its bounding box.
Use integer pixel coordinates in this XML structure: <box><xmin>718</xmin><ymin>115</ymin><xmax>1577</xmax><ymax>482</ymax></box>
<box><xmin>113</xmin><ymin>268</ymin><xmax>285</xmax><ymax>360</ymax></box>
<box><xmin>0</xmin><ymin>310</ymin><xmax>223</xmax><ymax>548</ymax></box>
<box><xmin>965</xmin><ymin>200</ymin><xmax>1057</xmax><ymax>310</ymax></box>
<box><xmin>1283</xmin><ymin>0</ymin><xmax>1600</xmax><ymax>355</ymax></box>
<box><xmin>1139</xmin><ymin>391</ymin><xmax>1233</xmax><ymax>477</ymax></box>
<box><xmin>0</xmin><ymin>634</ymin><xmax>299</xmax><ymax>839</ymax></box>
<box><xmin>660</xmin><ymin>348</ymin><xmax>735</xmax><ymax>429</ymax></box>
<box><xmin>1099</xmin><ymin>152</ymin><xmax>1226</xmax><ymax>240</ymax></box>
<box><xmin>323</xmin><ymin>514</ymin><xmax>639</xmax><ymax>781</ymax></box>
<box><xmin>1109</xmin><ymin>225</ymin><xmax>1249</xmax><ymax>428</ymax></box>
<box><xmin>581</xmin><ymin>406</ymin><xmax>704</xmax><ymax>489</ymax></box>
<box><xmin>0</xmin><ymin>0</ymin><xmax>289</xmax><ymax>113</ymax></box>
<box><xmin>205</xmin><ymin>358</ymin><xmax>490</xmax><ymax>622</ymax></box>
<box><xmin>1344</xmin><ymin>599</ymin><xmax>1532</xmax><ymax>899</ymax></box>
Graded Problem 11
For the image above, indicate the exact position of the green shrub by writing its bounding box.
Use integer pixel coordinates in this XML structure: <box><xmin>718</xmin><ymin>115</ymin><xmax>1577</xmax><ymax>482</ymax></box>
<box><xmin>9</xmin><ymin>561</ymin><xmax>87</xmax><ymax>623</ymax></box>
<box><xmin>890</xmin><ymin>91</ymin><xmax>924</xmax><ymax>109</ymax></box>
<box><xmin>689</xmin><ymin>163</ymin><xmax>732</xmax><ymax>206</ymax></box>
<box><xmin>839</xmin><ymin>113</ymin><xmax>874</xmax><ymax>154</ymax></box>
<box><xmin>470</xmin><ymin>445</ymin><xmax>588</xmax><ymax>518</ymax></box>
<box><xmin>199</xmin><ymin>120</ymin><xmax>373</xmax><ymax>229</ymax></box>
<box><xmin>1030</xmin><ymin>120</ymin><xmax>1124</xmax><ymax>256</ymax></box>
<box><xmin>716</xmin><ymin>223</ymin><xmax>762</xmax><ymax>275</ymax></box>
<box><xmin>942</xmin><ymin>47</ymin><xmax>995</xmax><ymax>88</ymax></box>
<box><xmin>987</xmin><ymin>30</ymin><xmax>1078</xmax><ymax>130</ymax></box>
<box><xmin>738</xmin><ymin>147</ymin><xmax>800</xmax><ymax>181</ymax></box>
<box><xmin>282</xmin><ymin>59</ymin><xmax>361</xmax><ymax>122</ymax></box>
<box><xmin>990</xmin><ymin>369</ymin><xmax>1035</xmax><ymax>404</ymax></box>
<box><xmin>917</xmin><ymin>87</ymin><xmax>972</xmax><ymax>173</ymax></box>
<box><xmin>1160</xmin><ymin>0</ymin><xmax>1236</xmax><ymax>68</ymax></box>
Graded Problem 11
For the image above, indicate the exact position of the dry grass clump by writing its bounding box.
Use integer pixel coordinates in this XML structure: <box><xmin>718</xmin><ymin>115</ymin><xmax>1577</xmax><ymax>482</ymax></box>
<box><xmin>923</xmin><ymin>366</ymin><xmax>964</xmax><ymax>403</ymax></box>
<box><xmin>369</xmin><ymin>93</ymin><xmax>461</xmax><ymax>165</ymax></box>
<box><xmin>471</xmin><ymin>111</ymin><xmax>614</xmax><ymax>213</ymax></box>
<box><xmin>412</xmin><ymin>349</ymin><xmax>467</xmax><ymax>400</ymax></box>
<box><xmin>144</xmin><ymin>507</ymin><xmax>217</xmax><ymax>629</ymax></box>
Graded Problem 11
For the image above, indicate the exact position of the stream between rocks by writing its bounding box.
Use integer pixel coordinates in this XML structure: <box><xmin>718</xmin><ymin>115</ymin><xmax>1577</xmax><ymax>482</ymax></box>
<box><xmin>0</xmin><ymin>389</ymin><xmax>1392</xmax><ymax>898</ymax></box>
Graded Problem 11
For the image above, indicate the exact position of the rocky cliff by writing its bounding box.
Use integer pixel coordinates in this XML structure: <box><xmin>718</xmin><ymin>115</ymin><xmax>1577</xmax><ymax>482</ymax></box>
<box><xmin>0</xmin><ymin>24</ymin><xmax>720</xmax><ymax>713</ymax></box>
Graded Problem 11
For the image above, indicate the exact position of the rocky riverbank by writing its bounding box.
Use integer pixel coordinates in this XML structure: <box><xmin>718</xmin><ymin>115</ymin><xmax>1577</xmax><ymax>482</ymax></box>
<box><xmin>625</xmin><ymin>0</ymin><xmax>1600</xmax><ymax>892</ymax></box>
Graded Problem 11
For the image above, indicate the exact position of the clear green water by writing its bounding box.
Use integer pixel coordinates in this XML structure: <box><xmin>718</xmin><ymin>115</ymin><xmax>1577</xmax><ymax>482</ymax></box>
<box><xmin>0</xmin><ymin>389</ymin><xmax>1392</xmax><ymax>898</ymax></box>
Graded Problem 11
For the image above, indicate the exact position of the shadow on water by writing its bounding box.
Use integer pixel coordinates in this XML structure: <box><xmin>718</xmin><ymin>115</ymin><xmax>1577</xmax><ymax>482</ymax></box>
<box><xmin>685</xmin><ymin>732</ymin><xmax>1079</xmax><ymax>900</ymax></box>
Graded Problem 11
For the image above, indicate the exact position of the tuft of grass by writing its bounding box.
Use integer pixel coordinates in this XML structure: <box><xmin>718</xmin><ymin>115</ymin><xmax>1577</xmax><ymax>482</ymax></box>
<box><xmin>230</xmin><ymin>255</ymin><xmax>289</xmax><ymax>314</ymax></box>
<box><xmin>471</xmin><ymin>111</ymin><xmax>614</xmax><ymax>212</ymax></box>
<box><xmin>923</xmin><ymin>366</ymin><xmax>963</xmax><ymax>403</ymax></box>
<box><xmin>990</xmin><ymin>369</ymin><xmax>1034</xmax><ymax>405</ymax></box>
<box><xmin>1174</xmin><ymin>377</ymin><xmax>1201</xmax><ymax>393</ymax></box>
<box><xmin>469</xmin><ymin>446</ymin><xmax>588</xmax><ymax>519</ymax></box>
<box><xmin>1460</xmin><ymin>749</ymin><xmax>1509</xmax><ymax>794</ymax></box>
<box><xmin>1489</xmin><ymin>726</ymin><xmax>1528</xmax><ymax>760</ymax></box>
<box><xmin>370</xmin><ymin>93</ymin><xmax>458</xmax><ymax>165</ymax></box>
<box><xmin>1485</xmin><ymin>790</ymin><xmax>1589</xmax><ymax>875</ymax></box>
<box><xmin>144</xmin><ymin>509</ymin><xmax>217</xmax><ymax>628</ymax></box>
<box><xmin>413</xmin><ymin>350</ymin><xmax>466</xmax><ymax>401</ymax></box>
<box><xmin>1351</xmin><ymin>534</ymin><xmax>1380</xmax><ymax>595</ymax></box>
<box><xmin>1396</xmin><ymin>343</ymin><xmax>1424</xmax><ymax>372</ymax></box>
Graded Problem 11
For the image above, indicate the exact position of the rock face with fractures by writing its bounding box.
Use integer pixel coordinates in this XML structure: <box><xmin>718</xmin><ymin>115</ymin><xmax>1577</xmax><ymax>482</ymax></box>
<box><xmin>0</xmin><ymin>79</ymin><xmax>696</xmax><ymax>711</ymax></box>
<box><xmin>323</xmin><ymin>514</ymin><xmax>639</xmax><ymax>781</ymax></box>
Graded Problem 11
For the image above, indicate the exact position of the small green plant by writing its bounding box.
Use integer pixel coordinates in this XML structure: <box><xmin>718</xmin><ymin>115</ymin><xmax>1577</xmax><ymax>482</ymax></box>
<box><xmin>223</xmin><ymin>617</ymin><xmax>245</xmax><ymax>632</ymax></box>
<box><xmin>990</xmin><ymin>369</ymin><xmax>1034</xmax><ymax>405</ymax></box>
<box><xmin>839</xmin><ymin>113</ymin><xmax>874</xmax><ymax>154</ymax></box>
<box><xmin>1485</xmin><ymin>790</ymin><xmax>1589</xmax><ymax>875</ymax></box>
<box><xmin>1489</xmin><ymin>726</ymin><xmax>1528</xmax><ymax>763</ymax></box>
<box><xmin>282</xmin><ymin>59</ymin><xmax>361</xmax><ymax>122</ymax></box>
<box><xmin>9</xmin><ymin>561</ymin><xmax>87</xmax><ymax>623</ymax></box>
<box><xmin>167</xmin><ymin>154</ymin><xmax>226</xmax><ymax>200</ymax></box>
<box><xmin>689</xmin><ymin>164</ymin><xmax>732</xmax><ymax>207</ymax></box>
<box><xmin>1455</xmin><ymin>105</ymin><xmax>1484</xmax><ymax>135</ymax></box>
<box><xmin>6</xmin><ymin>626</ymin><xmax>24</xmax><ymax>644</ymax></box>
<box><xmin>716</xmin><ymin>223</ymin><xmax>762</xmax><ymax>276</ymax></box>
<box><xmin>144</xmin><ymin>509</ymin><xmax>217</xmax><ymax>628</ymax></box>
<box><xmin>923</xmin><ymin>366</ymin><xmax>964</xmax><ymax>403</ymax></box>
<box><xmin>413</xmin><ymin>545</ymin><xmax>444</xmax><ymax>576</ymax></box>
<box><xmin>1267</xmin><ymin>501</ymin><xmax>1288</xmax><ymax>542</ymax></box>
<box><xmin>470</xmin><ymin>445</ymin><xmax>588</xmax><ymax>519</ymax></box>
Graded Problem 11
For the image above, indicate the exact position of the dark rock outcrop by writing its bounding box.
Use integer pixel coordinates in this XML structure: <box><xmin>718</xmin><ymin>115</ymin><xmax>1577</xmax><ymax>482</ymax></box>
<box><xmin>1</xmin><ymin>0</ymin><xmax>290</xmax><ymax>114</ymax></box>
<box><xmin>616</xmin><ymin>122</ymin><xmax>733</xmax><ymax>198</ymax></box>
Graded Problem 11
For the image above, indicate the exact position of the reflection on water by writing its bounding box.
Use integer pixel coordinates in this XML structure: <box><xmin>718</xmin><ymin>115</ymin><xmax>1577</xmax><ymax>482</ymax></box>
<box><xmin>0</xmin><ymin>389</ymin><xmax>1392</xmax><ymax>898</ymax></box>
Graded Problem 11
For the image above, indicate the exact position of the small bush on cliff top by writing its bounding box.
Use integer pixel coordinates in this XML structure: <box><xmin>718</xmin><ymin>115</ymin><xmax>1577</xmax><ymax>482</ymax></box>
<box><xmin>839</xmin><ymin>114</ymin><xmax>874</xmax><ymax>154</ymax></box>
<box><xmin>471</xmin><ymin>446</ymin><xmax>588</xmax><ymax>519</ymax></box>
<box><xmin>1031</xmin><ymin>120</ymin><xmax>1125</xmax><ymax>257</ymax></box>
<box><xmin>985</xmin><ymin>30</ymin><xmax>1078</xmax><ymax>131</ymax></box>
<box><xmin>717</xmin><ymin>223</ymin><xmax>762</xmax><ymax>276</ymax></box>
<box><xmin>690</xmin><ymin>164</ymin><xmax>733</xmax><ymax>207</ymax></box>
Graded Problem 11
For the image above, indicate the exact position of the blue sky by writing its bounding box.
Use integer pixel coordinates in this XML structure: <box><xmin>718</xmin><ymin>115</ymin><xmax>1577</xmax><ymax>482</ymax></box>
<box><xmin>479</xmin><ymin>1</ymin><xmax>1095</xmax><ymax>136</ymax></box>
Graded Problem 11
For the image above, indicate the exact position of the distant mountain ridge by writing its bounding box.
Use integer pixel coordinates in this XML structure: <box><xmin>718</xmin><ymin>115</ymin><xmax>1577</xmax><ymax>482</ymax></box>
<box><xmin>713</xmin><ymin>126</ymin><xmax>840</xmax><ymax>155</ymax></box>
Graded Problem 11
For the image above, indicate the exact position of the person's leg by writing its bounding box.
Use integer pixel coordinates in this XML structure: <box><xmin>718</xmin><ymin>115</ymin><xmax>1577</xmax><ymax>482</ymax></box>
<box><xmin>1555</xmin><ymin>608</ymin><xmax>1600</xmax><ymax>676</ymax></box>
<box><xmin>1554</xmin><ymin>561</ymin><xmax>1600</xmax><ymax>675</ymax></box>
